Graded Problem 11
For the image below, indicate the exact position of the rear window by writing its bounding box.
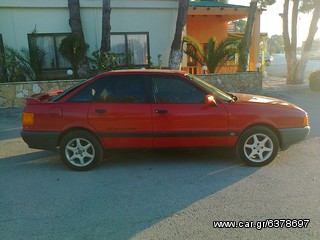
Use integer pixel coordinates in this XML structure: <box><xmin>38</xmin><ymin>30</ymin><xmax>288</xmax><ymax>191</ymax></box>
<box><xmin>67</xmin><ymin>79</ymin><xmax>104</xmax><ymax>103</ymax></box>
<box><xmin>50</xmin><ymin>80</ymin><xmax>87</xmax><ymax>102</ymax></box>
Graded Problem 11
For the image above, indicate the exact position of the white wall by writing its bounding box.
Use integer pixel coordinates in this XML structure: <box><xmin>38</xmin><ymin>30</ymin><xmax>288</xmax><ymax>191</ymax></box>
<box><xmin>0</xmin><ymin>0</ymin><xmax>178</xmax><ymax>67</ymax></box>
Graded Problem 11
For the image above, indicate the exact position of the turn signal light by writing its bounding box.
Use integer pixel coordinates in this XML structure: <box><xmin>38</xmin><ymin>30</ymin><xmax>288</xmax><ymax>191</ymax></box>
<box><xmin>303</xmin><ymin>115</ymin><xmax>309</xmax><ymax>127</ymax></box>
<box><xmin>22</xmin><ymin>112</ymin><xmax>34</xmax><ymax>126</ymax></box>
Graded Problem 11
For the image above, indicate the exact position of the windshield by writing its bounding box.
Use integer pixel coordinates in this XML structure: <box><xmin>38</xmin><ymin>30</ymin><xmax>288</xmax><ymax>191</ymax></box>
<box><xmin>186</xmin><ymin>74</ymin><xmax>233</xmax><ymax>102</ymax></box>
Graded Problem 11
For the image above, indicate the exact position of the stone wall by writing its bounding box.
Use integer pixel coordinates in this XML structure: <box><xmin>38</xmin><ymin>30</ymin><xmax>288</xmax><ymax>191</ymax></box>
<box><xmin>196</xmin><ymin>72</ymin><xmax>262</xmax><ymax>93</ymax></box>
<box><xmin>0</xmin><ymin>72</ymin><xmax>262</xmax><ymax>108</ymax></box>
<box><xmin>0</xmin><ymin>80</ymin><xmax>83</xmax><ymax>108</ymax></box>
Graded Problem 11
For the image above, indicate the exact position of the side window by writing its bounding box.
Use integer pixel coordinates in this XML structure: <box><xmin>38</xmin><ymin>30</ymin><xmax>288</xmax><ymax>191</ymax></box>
<box><xmin>99</xmin><ymin>75</ymin><xmax>146</xmax><ymax>103</ymax></box>
<box><xmin>152</xmin><ymin>76</ymin><xmax>205</xmax><ymax>104</ymax></box>
<box><xmin>67</xmin><ymin>78</ymin><xmax>104</xmax><ymax>102</ymax></box>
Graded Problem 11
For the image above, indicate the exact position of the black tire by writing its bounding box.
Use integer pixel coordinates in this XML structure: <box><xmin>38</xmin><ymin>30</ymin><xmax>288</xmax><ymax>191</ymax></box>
<box><xmin>60</xmin><ymin>130</ymin><xmax>103</xmax><ymax>171</ymax></box>
<box><xmin>236</xmin><ymin>126</ymin><xmax>279</xmax><ymax>166</ymax></box>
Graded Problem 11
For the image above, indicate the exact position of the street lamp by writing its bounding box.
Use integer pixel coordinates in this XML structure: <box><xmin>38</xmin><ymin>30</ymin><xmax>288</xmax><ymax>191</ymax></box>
<box><xmin>202</xmin><ymin>65</ymin><xmax>208</xmax><ymax>74</ymax></box>
<box><xmin>255</xmin><ymin>62</ymin><xmax>261</xmax><ymax>72</ymax></box>
<box><xmin>67</xmin><ymin>69</ymin><xmax>73</xmax><ymax>77</ymax></box>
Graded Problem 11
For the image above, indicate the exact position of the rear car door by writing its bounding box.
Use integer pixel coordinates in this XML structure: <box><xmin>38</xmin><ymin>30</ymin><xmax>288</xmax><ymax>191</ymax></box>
<box><xmin>151</xmin><ymin>74</ymin><xmax>229</xmax><ymax>148</ymax></box>
<box><xmin>88</xmin><ymin>74</ymin><xmax>152</xmax><ymax>148</ymax></box>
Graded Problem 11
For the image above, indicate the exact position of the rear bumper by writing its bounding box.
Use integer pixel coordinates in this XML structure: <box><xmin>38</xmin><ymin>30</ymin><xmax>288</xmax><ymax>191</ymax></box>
<box><xmin>279</xmin><ymin>126</ymin><xmax>310</xmax><ymax>150</ymax></box>
<box><xmin>21</xmin><ymin>130</ymin><xmax>60</xmax><ymax>151</ymax></box>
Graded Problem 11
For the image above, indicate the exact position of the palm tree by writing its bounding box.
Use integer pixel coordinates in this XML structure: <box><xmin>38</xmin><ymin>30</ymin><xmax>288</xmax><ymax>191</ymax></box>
<box><xmin>239</xmin><ymin>0</ymin><xmax>257</xmax><ymax>72</ymax></box>
<box><xmin>67</xmin><ymin>0</ymin><xmax>85</xmax><ymax>42</ymax></box>
<box><xmin>183</xmin><ymin>36</ymin><xmax>240</xmax><ymax>73</ymax></box>
<box><xmin>101</xmin><ymin>0</ymin><xmax>111</xmax><ymax>53</ymax></box>
<box><xmin>168</xmin><ymin>0</ymin><xmax>189</xmax><ymax>70</ymax></box>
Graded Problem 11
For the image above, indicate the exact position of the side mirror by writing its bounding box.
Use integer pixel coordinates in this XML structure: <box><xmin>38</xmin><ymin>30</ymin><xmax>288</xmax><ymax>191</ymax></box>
<box><xmin>205</xmin><ymin>95</ymin><xmax>217</xmax><ymax>106</ymax></box>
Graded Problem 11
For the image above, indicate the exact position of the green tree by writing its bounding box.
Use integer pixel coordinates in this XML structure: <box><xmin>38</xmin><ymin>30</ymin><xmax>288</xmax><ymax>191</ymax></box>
<box><xmin>183</xmin><ymin>36</ymin><xmax>240</xmax><ymax>73</ymax></box>
<box><xmin>234</xmin><ymin>20</ymin><xmax>247</xmax><ymax>32</ymax></box>
<box><xmin>268</xmin><ymin>34</ymin><xmax>284</xmax><ymax>54</ymax></box>
<box><xmin>282</xmin><ymin>0</ymin><xmax>320</xmax><ymax>84</ymax></box>
<box><xmin>259</xmin><ymin>0</ymin><xmax>276</xmax><ymax>8</ymax></box>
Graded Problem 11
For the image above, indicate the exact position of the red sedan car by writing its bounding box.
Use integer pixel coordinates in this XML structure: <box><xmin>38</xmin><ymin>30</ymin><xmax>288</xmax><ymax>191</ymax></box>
<box><xmin>21</xmin><ymin>70</ymin><xmax>310</xmax><ymax>170</ymax></box>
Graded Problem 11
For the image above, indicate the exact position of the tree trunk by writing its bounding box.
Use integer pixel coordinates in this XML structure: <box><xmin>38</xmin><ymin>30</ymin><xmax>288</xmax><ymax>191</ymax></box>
<box><xmin>296</xmin><ymin>0</ymin><xmax>320</xmax><ymax>83</ymax></box>
<box><xmin>68</xmin><ymin>0</ymin><xmax>85</xmax><ymax>42</ymax></box>
<box><xmin>239</xmin><ymin>0</ymin><xmax>257</xmax><ymax>72</ymax></box>
<box><xmin>101</xmin><ymin>0</ymin><xmax>111</xmax><ymax>53</ymax></box>
<box><xmin>168</xmin><ymin>0</ymin><xmax>189</xmax><ymax>70</ymax></box>
<box><xmin>283</xmin><ymin>0</ymin><xmax>320</xmax><ymax>84</ymax></box>
<box><xmin>283</xmin><ymin>0</ymin><xmax>298</xmax><ymax>84</ymax></box>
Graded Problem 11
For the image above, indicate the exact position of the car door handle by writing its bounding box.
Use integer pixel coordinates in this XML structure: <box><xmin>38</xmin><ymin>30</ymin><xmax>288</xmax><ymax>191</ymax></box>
<box><xmin>155</xmin><ymin>110</ymin><xmax>168</xmax><ymax>114</ymax></box>
<box><xmin>95</xmin><ymin>109</ymin><xmax>107</xmax><ymax>114</ymax></box>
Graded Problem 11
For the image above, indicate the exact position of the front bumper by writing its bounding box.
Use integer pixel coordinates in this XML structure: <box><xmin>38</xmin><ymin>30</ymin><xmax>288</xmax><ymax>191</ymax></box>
<box><xmin>279</xmin><ymin>126</ymin><xmax>310</xmax><ymax>150</ymax></box>
<box><xmin>21</xmin><ymin>130</ymin><xmax>61</xmax><ymax>151</ymax></box>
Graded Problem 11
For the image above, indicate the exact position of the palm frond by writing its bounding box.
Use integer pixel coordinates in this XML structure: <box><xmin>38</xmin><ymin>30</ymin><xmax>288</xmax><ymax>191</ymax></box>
<box><xmin>183</xmin><ymin>35</ymin><xmax>205</xmax><ymax>59</ymax></box>
<box><xmin>183</xmin><ymin>35</ymin><xmax>240</xmax><ymax>73</ymax></box>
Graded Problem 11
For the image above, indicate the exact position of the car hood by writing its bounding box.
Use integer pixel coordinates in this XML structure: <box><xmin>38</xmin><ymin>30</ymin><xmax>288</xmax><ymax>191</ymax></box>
<box><xmin>232</xmin><ymin>93</ymin><xmax>304</xmax><ymax>111</ymax></box>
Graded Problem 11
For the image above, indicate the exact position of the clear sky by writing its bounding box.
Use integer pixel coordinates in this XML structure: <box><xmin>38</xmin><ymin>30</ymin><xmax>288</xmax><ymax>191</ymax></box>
<box><xmin>229</xmin><ymin>0</ymin><xmax>320</xmax><ymax>46</ymax></box>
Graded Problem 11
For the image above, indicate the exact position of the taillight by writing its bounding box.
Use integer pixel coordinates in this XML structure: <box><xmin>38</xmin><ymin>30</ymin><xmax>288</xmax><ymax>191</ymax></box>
<box><xmin>22</xmin><ymin>112</ymin><xmax>34</xmax><ymax>126</ymax></box>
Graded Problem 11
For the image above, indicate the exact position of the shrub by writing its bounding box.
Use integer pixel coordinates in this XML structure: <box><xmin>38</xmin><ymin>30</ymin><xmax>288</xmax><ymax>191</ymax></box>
<box><xmin>90</xmin><ymin>50</ymin><xmax>122</xmax><ymax>73</ymax></box>
<box><xmin>0</xmin><ymin>46</ymin><xmax>25</xmax><ymax>82</ymax></box>
<box><xmin>18</xmin><ymin>36</ymin><xmax>46</xmax><ymax>81</ymax></box>
<box><xmin>59</xmin><ymin>34</ymin><xmax>89</xmax><ymax>78</ymax></box>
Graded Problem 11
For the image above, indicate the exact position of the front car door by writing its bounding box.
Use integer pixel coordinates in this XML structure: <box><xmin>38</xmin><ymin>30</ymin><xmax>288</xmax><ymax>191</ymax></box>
<box><xmin>150</xmin><ymin>74</ymin><xmax>229</xmax><ymax>148</ymax></box>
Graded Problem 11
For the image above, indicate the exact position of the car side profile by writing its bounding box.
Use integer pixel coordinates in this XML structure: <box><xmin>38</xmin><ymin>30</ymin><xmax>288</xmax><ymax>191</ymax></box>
<box><xmin>21</xmin><ymin>70</ymin><xmax>310</xmax><ymax>170</ymax></box>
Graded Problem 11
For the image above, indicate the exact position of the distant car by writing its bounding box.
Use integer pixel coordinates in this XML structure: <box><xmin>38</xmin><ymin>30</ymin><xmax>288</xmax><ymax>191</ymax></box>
<box><xmin>260</xmin><ymin>54</ymin><xmax>274</xmax><ymax>66</ymax></box>
<box><xmin>21</xmin><ymin>70</ymin><xmax>310</xmax><ymax>170</ymax></box>
<box><xmin>309</xmin><ymin>68</ymin><xmax>320</xmax><ymax>91</ymax></box>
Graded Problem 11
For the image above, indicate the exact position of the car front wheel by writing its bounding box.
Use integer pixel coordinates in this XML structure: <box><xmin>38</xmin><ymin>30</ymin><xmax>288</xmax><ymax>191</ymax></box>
<box><xmin>60</xmin><ymin>130</ymin><xmax>103</xmax><ymax>171</ymax></box>
<box><xmin>236</xmin><ymin>126</ymin><xmax>279</xmax><ymax>166</ymax></box>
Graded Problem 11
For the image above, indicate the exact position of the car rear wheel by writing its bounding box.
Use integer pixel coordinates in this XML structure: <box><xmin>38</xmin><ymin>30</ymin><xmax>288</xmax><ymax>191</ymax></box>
<box><xmin>60</xmin><ymin>130</ymin><xmax>103</xmax><ymax>171</ymax></box>
<box><xmin>236</xmin><ymin>126</ymin><xmax>279</xmax><ymax>166</ymax></box>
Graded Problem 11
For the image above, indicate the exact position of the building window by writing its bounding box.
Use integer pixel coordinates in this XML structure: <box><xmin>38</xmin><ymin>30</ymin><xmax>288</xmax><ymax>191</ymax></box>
<box><xmin>28</xmin><ymin>33</ymin><xmax>71</xmax><ymax>70</ymax></box>
<box><xmin>110</xmin><ymin>32</ymin><xmax>150</xmax><ymax>67</ymax></box>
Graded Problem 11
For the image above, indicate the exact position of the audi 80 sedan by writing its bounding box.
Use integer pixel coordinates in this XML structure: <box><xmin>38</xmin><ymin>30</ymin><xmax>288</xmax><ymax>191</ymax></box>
<box><xmin>21</xmin><ymin>70</ymin><xmax>310</xmax><ymax>170</ymax></box>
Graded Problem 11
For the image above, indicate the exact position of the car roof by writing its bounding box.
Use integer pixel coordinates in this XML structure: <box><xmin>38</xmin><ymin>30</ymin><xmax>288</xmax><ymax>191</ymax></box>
<box><xmin>99</xmin><ymin>69</ymin><xmax>188</xmax><ymax>77</ymax></box>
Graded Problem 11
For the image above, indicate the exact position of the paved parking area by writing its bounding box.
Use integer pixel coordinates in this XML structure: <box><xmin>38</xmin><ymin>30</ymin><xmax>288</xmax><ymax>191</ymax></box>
<box><xmin>0</xmin><ymin>80</ymin><xmax>319</xmax><ymax>240</ymax></box>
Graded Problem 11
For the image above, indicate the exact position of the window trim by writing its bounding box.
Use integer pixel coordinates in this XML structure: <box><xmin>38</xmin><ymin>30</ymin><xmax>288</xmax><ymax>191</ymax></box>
<box><xmin>28</xmin><ymin>32</ymin><xmax>71</xmax><ymax>70</ymax></box>
<box><xmin>0</xmin><ymin>34</ymin><xmax>4</xmax><ymax>55</ymax></box>
<box><xmin>0</xmin><ymin>34</ymin><xmax>5</xmax><ymax>78</ymax></box>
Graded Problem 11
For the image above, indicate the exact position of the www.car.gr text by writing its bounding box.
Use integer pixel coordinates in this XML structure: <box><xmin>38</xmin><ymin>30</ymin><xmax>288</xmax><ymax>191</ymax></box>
<box><xmin>213</xmin><ymin>219</ymin><xmax>310</xmax><ymax>230</ymax></box>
